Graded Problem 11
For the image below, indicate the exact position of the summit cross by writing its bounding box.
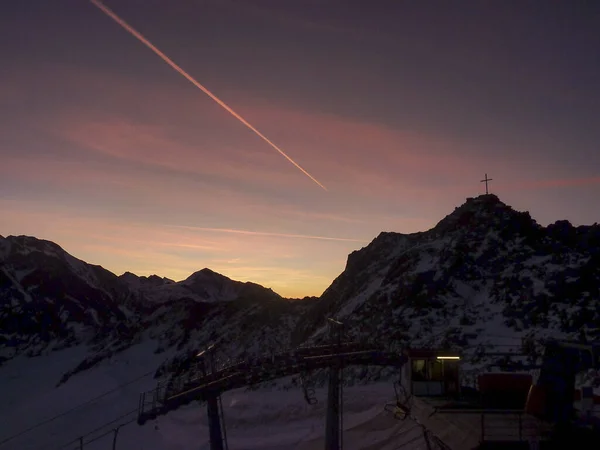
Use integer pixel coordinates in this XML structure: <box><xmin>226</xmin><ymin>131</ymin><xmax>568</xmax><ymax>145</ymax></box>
<box><xmin>480</xmin><ymin>173</ymin><xmax>492</xmax><ymax>194</ymax></box>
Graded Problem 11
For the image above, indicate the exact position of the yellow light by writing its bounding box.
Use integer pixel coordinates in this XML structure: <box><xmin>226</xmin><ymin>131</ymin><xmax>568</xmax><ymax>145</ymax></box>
<box><xmin>436</xmin><ymin>356</ymin><xmax>460</xmax><ymax>360</ymax></box>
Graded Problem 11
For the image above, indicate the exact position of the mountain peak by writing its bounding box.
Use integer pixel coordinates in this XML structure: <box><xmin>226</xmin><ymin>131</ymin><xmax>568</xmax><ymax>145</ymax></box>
<box><xmin>467</xmin><ymin>193</ymin><xmax>502</xmax><ymax>203</ymax></box>
<box><xmin>4</xmin><ymin>234</ymin><xmax>73</xmax><ymax>259</ymax></box>
<box><xmin>432</xmin><ymin>194</ymin><xmax>538</xmax><ymax>237</ymax></box>
<box><xmin>120</xmin><ymin>271</ymin><xmax>138</xmax><ymax>279</ymax></box>
<box><xmin>297</xmin><ymin>193</ymin><xmax>600</xmax><ymax>352</ymax></box>
<box><xmin>184</xmin><ymin>268</ymin><xmax>227</xmax><ymax>282</ymax></box>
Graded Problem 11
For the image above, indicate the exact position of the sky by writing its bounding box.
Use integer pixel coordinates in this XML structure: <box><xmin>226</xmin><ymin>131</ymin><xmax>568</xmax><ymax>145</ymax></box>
<box><xmin>1</xmin><ymin>0</ymin><xmax>599</xmax><ymax>297</ymax></box>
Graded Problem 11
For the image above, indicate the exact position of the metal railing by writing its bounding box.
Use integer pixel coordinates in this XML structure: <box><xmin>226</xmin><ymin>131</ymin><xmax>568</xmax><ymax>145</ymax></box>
<box><xmin>435</xmin><ymin>408</ymin><xmax>550</xmax><ymax>444</ymax></box>
<box><xmin>479</xmin><ymin>410</ymin><xmax>548</xmax><ymax>443</ymax></box>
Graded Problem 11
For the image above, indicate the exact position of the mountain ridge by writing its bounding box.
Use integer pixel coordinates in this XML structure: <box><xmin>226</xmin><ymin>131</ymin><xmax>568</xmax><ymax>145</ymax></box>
<box><xmin>0</xmin><ymin>233</ymin><xmax>296</xmax><ymax>378</ymax></box>
<box><xmin>291</xmin><ymin>195</ymin><xmax>599</xmax><ymax>358</ymax></box>
<box><xmin>1</xmin><ymin>195</ymin><xmax>599</xmax><ymax>385</ymax></box>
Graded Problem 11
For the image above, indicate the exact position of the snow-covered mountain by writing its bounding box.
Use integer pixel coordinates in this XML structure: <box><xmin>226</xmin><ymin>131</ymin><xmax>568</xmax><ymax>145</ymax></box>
<box><xmin>0</xmin><ymin>235</ymin><xmax>308</xmax><ymax>379</ymax></box>
<box><xmin>1</xmin><ymin>195</ymin><xmax>599</xmax><ymax>449</ymax></box>
<box><xmin>0</xmin><ymin>235</ymin><xmax>137</xmax><ymax>360</ymax></box>
<box><xmin>2</xmin><ymin>195</ymin><xmax>599</xmax><ymax>372</ymax></box>
<box><xmin>119</xmin><ymin>268</ymin><xmax>282</xmax><ymax>305</ymax></box>
<box><xmin>292</xmin><ymin>194</ymin><xmax>600</xmax><ymax>372</ymax></box>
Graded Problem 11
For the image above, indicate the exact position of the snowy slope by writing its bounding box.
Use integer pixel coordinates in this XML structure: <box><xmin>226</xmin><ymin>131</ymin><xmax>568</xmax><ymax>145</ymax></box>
<box><xmin>293</xmin><ymin>195</ymin><xmax>600</xmax><ymax>375</ymax></box>
<box><xmin>0</xmin><ymin>344</ymin><xmax>430</xmax><ymax>450</ymax></box>
<box><xmin>1</xmin><ymin>194</ymin><xmax>600</xmax><ymax>449</ymax></box>
<box><xmin>3</xmin><ymin>195</ymin><xmax>600</xmax><ymax>378</ymax></box>
<box><xmin>0</xmin><ymin>235</ymin><xmax>138</xmax><ymax>364</ymax></box>
<box><xmin>0</xmin><ymin>235</ymin><xmax>298</xmax><ymax>376</ymax></box>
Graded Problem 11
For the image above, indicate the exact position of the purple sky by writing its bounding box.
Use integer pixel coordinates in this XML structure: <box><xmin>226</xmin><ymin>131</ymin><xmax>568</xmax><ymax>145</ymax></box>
<box><xmin>1</xmin><ymin>0</ymin><xmax>599</xmax><ymax>296</ymax></box>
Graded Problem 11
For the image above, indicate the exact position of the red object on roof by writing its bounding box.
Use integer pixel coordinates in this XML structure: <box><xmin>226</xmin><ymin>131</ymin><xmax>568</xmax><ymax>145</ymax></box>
<box><xmin>478</xmin><ymin>373</ymin><xmax>533</xmax><ymax>393</ymax></box>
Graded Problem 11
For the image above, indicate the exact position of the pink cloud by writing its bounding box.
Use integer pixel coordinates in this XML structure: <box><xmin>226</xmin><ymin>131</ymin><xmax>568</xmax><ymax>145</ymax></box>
<box><xmin>5</xmin><ymin>64</ymin><xmax>592</xmax><ymax>239</ymax></box>
<box><xmin>6</xmin><ymin>63</ymin><xmax>527</xmax><ymax>206</ymax></box>
<box><xmin>5</xmin><ymin>64</ymin><xmax>548</xmax><ymax>238</ymax></box>
<box><xmin>0</xmin><ymin>200</ymin><xmax>365</xmax><ymax>255</ymax></box>
<box><xmin>0</xmin><ymin>153</ymin><xmax>363</xmax><ymax>232</ymax></box>
<box><xmin>45</xmin><ymin>93</ymin><xmax>494</xmax><ymax>204</ymax></box>
<box><xmin>499</xmin><ymin>177</ymin><xmax>600</xmax><ymax>191</ymax></box>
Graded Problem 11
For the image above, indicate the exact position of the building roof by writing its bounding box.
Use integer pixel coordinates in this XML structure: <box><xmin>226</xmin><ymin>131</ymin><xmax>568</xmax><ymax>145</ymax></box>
<box><xmin>405</xmin><ymin>348</ymin><xmax>461</xmax><ymax>359</ymax></box>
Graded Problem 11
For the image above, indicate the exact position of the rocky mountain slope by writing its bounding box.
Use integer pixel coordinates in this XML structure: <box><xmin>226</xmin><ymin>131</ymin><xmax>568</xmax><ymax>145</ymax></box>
<box><xmin>1</xmin><ymin>194</ymin><xmax>599</xmax><ymax>384</ymax></box>
<box><xmin>293</xmin><ymin>194</ymin><xmax>600</xmax><ymax>373</ymax></box>
<box><xmin>0</xmin><ymin>235</ymin><xmax>309</xmax><ymax>382</ymax></box>
<box><xmin>0</xmin><ymin>235</ymin><xmax>136</xmax><ymax>360</ymax></box>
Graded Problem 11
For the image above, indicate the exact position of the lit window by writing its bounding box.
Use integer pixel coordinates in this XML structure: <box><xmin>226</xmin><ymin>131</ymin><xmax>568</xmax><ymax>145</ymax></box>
<box><xmin>412</xmin><ymin>359</ymin><xmax>427</xmax><ymax>381</ymax></box>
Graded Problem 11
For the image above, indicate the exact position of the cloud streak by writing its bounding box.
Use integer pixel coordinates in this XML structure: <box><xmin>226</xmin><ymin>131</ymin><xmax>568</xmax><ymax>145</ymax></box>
<box><xmin>0</xmin><ymin>199</ymin><xmax>353</xmax><ymax>296</ymax></box>
<box><xmin>88</xmin><ymin>0</ymin><xmax>327</xmax><ymax>191</ymax></box>
<box><xmin>169</xmin><ymin>225</ymin><xmax>367</xmax><ymax>243</ymax></box>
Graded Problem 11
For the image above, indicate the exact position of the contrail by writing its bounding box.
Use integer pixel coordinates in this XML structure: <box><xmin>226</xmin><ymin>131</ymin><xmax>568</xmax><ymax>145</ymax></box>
<box><xmin>89</xmin><ymin>0</ymin><xmax>327</xmax><ymax>191</ymax></box>
<box><xmin>171</xmin><ymin>225</ymin><xmax>367</xmax><ymax>243</ymax></box>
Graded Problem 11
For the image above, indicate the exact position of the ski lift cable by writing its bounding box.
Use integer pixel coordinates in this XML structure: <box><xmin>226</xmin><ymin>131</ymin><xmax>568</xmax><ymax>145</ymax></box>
<box><xmin>60</xmin><ymin>416</ymin><xmax>138</xmax><ymax>450</ymax></box>
<box><xmin>0</xmin><ymin>369</ymin><xmax>154</xmax><ymax>448</ymax></box>
<box><xmin>49</xmin><ymin>409</ymin><xmax>139</xmax><ymax>450</ymax></box>
<box><xmin>74</xmin><ymin>417</ymin><xmax>138</xmax><ymax>450</ymax></box>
